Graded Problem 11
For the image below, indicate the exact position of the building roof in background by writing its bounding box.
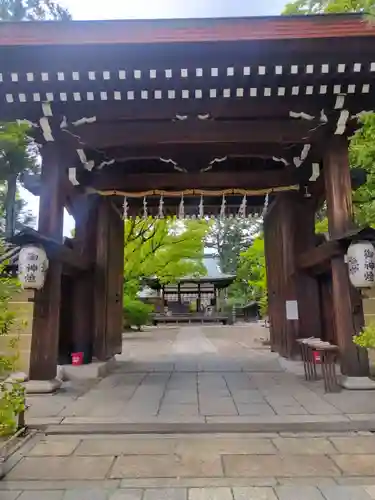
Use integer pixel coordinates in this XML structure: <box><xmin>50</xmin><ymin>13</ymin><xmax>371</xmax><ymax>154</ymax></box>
<box><xmin>145</xmin><ymin>255</ymin><xmax>236</xmax><ymax>290</ymax></box>
<box><xmin>0</xmin><ymin>14</ymin><xmax>373</xmax><ymax>47</ymax></box>
<box><xmin>200</xmin><ymin>255</ymin><xmax>235</xmax><ymax>281</ymax></box>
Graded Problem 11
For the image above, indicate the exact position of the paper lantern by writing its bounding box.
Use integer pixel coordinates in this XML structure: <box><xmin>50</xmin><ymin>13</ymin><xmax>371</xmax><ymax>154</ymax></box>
<box><xmin>18</xmin><ymin>245</ymin><xmax>49</xmax><ymax>290</ymax></box>
<box><xmin>347</xmin><ymin>241</ymin><xmax>375</xmax><ymax>288</ymax></box>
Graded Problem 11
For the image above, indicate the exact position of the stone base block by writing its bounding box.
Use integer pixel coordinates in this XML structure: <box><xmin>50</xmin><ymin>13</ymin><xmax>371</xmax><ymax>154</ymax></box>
<box><xmin>25</xmin><ymin>378</ymin><xmax>62</xmax><ymax>394</ymax></box>
<box><xmin>61</xmin><ymin>357</ymin><xmax>116</xmax><ymax>381</ymax></box>
<box><xmin>5</xmin><ymin>371</ymin><xmax>29</xmax><ymax>383</ymax></box>
<box><xmin>341</xmin><ymin>376</ymin><xmax>375</xmax><ymax>390</ymax></box>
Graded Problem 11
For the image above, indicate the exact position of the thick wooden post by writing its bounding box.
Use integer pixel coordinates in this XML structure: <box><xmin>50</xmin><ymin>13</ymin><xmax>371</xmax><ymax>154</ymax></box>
<box><xmin>93</xmin><ymin>198</ymin><xmax>124</xmax><ymax>361</ymax></box>
<box><xmin>70</xmin><ymin>195</ymin><xmax>98</xmax><ymax>362</ymax></box>
<box><xmin>29</xmin><ymin>143</ymin><xmax>64</xmax><ymax>381</ymax></box>
<box><xmin>264</xmin><ymin>193</ymin><xmax>321</xmax><ymax>357</ymax></box>
<box><xmin>324</xmin><ymin>136</ymin><xmax>368</xmax><ymax>376</ymax></box>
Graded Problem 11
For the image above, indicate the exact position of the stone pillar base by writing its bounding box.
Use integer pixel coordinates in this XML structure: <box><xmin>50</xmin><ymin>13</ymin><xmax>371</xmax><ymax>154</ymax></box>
<box><xmin>61</xmin><ymin>357</ymin><xmax>116</xmax><ymax>381</ymax></box>
<box><xmin>24</xmin><ymin>378</ymin><xmax>62</xmax><ymax>394</ymax></box>
<box><xmin>341</xmin><ymin>376</ymin><xmax>375</xmax><ymax>390</ymax></box>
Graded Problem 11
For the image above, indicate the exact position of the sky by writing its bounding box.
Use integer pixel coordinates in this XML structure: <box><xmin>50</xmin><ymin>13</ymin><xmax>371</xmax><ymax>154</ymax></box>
<box><xmin>22</xmin><ymin>0</ymin><xmax>287</xmax><ymax>236</ymax></box>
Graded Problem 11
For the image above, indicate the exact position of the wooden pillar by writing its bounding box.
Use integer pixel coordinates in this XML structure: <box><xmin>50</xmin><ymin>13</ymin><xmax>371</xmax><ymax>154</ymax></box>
<box><xmin>324</xmin><ymin>136</ymin><xmax>368</xmax><ymax>376</ymax></box>
<box><xmin>29</xmin><ymin>143</ymin><xmax>64</xmax><ymax>381</ymax></box>
<box><xmin>264</xmin><ymin>192</ymin><xmax>321</xmax><ymax>358</ymax></box>
<box><xmin>70</xmin><ymin>195</ymin><xmax>98</xmax><ymax>362</ymax></box>
<box><xmin>93</xmin><ymin>198</ymin><xmax>124</xmax><ymax>361</ymax></box>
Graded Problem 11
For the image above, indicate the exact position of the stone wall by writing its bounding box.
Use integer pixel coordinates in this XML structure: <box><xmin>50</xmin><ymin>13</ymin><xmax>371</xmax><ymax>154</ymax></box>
<box><xmin>0</xmin><ymin>289</ymin><xmax>34</xmax><ymax>375</ymax></box>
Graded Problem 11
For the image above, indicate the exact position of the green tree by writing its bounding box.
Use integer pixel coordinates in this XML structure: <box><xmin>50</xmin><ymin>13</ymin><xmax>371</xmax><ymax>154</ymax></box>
<box><xmin>283</xmin><ymin>0</ymin><xmax>374</xmax><ymax>14</ymax></box>
<box><xmin>350</xmin><ymin>113</ymin><xmax>375</xmax><ymax>226</ymax></box>
<box><xmin>0</xmin><ymin>0</ymin><xmax>71</xmax><ymax>20</ymax></box>
<box><xmin>236</xmin><ymin>236</ymin><xmax>268</xmax><ymax>315</ymax></box>
<box><xmin>0</xmin><ymin>248</ymin><xmax>25</xmax><ymax>436</ymax></box>
<box><xmin>283</xmin><ymin>0</ymin><xmax>375</xmax><ymax>227</ymax></box>
<box><xmin>205</xmin><ymin>218</ymin><xmax>260</xmax><ymax>274</ymax></box>
<box><xmin>124</xmin><ymin>217</ymin><xmax>210</xmax><ymax>297</ymax></box>
<box><xmin>0</xmin><ymin>123</ymin><xmax>38</xmax><ymax>237</ymax></box>
<box><xmin>0</xmin><ymin>0</ymin><xmax>71</xmax><ymax>237</ymax></box>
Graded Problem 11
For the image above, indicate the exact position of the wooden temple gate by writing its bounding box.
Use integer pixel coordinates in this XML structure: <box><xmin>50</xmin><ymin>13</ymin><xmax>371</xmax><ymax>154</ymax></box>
<box><xmin>0</xmin><ymin>14</ymin><xmax>375</xmax><ymax>383</ymax></box>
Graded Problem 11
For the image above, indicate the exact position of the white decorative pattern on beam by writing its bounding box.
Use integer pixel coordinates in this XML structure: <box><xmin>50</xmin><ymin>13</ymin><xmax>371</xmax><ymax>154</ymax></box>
<box><xmin>2</xmin><ymin>82</ymin><xmax>373</xmax><ymax>104</ymax></box>
<box><xmin>68</xmin><ymin>167</ymin><xmax>79</xmax><ymax>186</ymax></box>
<box><xmin>309</xmin><ymin>163</ymin><xmax>320</xmax><ymax>182</ymax></box>
<box><xmin>0</xmin><ymin>61</ymin><xmax>375</xmax><ymax>87</ymax></box>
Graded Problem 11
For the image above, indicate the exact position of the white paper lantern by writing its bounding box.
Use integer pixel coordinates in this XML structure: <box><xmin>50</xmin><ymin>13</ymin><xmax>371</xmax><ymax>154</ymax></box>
<box><xmin>347</xmin><ymin>241</ymin><xmax>375</xmax><ymax>288</ymax></box>
<box><xmin>18</xmin><ymin>245</ymin><xmax>49</xmax><ymax>290</ymax></box>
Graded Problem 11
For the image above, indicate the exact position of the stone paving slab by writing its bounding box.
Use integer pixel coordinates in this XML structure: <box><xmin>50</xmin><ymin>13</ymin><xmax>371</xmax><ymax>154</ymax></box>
<box><xmin>275</xmin><ymin>485</ymin><xmax>326</xmax><ymax>499</ymax></box>
<box><xmin>330</xmin><ymin>436</ymin><xmax>375</xmax><ymax>453</ymax></box>
<box><xmin>330</xmin><ymin>455</ymin><xmax>375</xmax><ymax>476</ymax></box>
<box><xmin>272</xmin><ymin>437</ymin><xmax>337</xmax><ymax>455</ymax></box>
<box><xmin>222</xmin><ymin>454</ymin><xmax>341</xmax><ymax>477</ymax></box>
<box><xmin>4</xmin><ymin>486</ymin><xmax>375</xmax><ymax>499</ymax></box>
<box><xmin>109</xmin><ymin>455</ymin><xmax>224</xmax><ymax>479</ymax></box>
<box><xmin>233</xmin><ymin>487</ymin><xmax>278</xmax><ymax>499</ymax></box>
<box><xmin>6</xmin><ymin>456</ymin><xmax>115</xmax><ymax>481</ymax></box>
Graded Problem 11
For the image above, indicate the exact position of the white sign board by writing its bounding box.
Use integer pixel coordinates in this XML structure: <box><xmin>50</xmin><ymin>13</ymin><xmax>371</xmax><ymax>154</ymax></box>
<box><xmin>286</xmin><ymin>300</ymin><xmax>299</xmax><ymax>320</ymax></box>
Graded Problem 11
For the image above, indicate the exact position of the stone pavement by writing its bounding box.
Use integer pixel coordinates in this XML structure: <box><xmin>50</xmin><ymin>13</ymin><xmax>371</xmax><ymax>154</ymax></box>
<box><xmin>5</xmin><ymin>325</ymin><xmax>375</xmax><ymax>497</ymax></box>
<box><xmin>3</xmin><ymin>431</ymin><xmax>375</xmax><ymax>498</ymax></box>
<box><xmin>25</xmin><ymin>325</ymin><xmax>375</xmax><ymax>428</ymax></box>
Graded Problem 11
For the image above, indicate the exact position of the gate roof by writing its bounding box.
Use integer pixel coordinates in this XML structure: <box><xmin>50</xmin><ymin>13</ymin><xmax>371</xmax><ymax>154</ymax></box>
<box><xmin>1</xmin><ymin>13</ymin><xmax>375</xmax><ymax>215</ymax></box>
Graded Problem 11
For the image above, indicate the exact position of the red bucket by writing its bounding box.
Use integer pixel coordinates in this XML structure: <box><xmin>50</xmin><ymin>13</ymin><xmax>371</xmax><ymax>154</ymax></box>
<box><xmin>312</xmin><ymin>351</ymin><xmax>321</xmax><ymax>364</ymax></box>
<box><xmin>71</xmin><ymin>352</ymin><xmax>84</xmax><ymax>366</ymax></box>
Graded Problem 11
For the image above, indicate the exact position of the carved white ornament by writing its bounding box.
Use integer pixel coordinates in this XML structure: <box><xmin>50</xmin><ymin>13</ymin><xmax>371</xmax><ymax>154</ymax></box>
<box><xmin>18</xmin><ymin>245</ymin><xmax>49</xmax><ymax>290</ymax></box>
<box><xmin>347</xmin><ymin>241</ymin><xmax>375</xmax><ymax>289</ymax></box>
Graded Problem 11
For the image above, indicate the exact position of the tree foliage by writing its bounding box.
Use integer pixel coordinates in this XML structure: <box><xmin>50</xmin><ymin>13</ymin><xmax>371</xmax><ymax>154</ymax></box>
<box><xmin>350</xmin><ymin>113</ymin><xmax>375</xmax><ymax>226</ymax></box>
<box><xmin>123</xmin><ymin>297</ymin><xmax>154</xmax><ymax>330</ymax></box>
<box><xmin>0</xmin><ymin>122</ymin><xmax>38</xmax><ymax>237</ymax></box>
<box><xmin>283</xmin><ymin>0</ymin><xmax>374</xmax><ymax>14</ymax></box>
<box><xmin>124</xmin><ymin>217</ymin><xmax>209</xmax><ymax>297</ymax></box>
<box><xmin>0</xmin><ymin>0</ymin><xmax>71</xmax><ymax>237</ymax></box>
<box><xmin>0</xmin><ymin>254</ymin><xmax>25</xmax><ymax>437</ymax></box>
<box><xmin>235</xmin><ymin>236</ymin><xmax>268</xmax><ymax>315</ymax></box>
<box><xmin>0</xmin><ymin>0</ymin><xmax>71</xmax><ymax>20</ymax></box>
<box><xmin>283</xmin><ymin>0</ymin><xmax>375</xmax><ymax>227</ymax></box>
<box><xmin>205</xmin><ymin>217</ymin><xmax>261</xmax><ymax>274</ymax></box>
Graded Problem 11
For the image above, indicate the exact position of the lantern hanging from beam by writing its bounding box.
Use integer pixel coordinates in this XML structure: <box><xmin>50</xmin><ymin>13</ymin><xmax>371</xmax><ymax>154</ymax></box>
<box><xmin>347</xmin><ymin>241</ymin><xmax>375</xmax><ymax>289</ymax></box>
<box><xmin>18</xmin><ymin>245</ymin><xmax>49</xmax><ymax>290</ymax></box>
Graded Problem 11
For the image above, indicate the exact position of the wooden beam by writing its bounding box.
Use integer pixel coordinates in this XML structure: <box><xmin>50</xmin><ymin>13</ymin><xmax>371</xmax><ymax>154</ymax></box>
<box><xmin>297</xmin><ymin>240</ymin><xmax>343</xmax><ymax>272</ymax></box>
<box><xmin>91</xmin><ymin>143</ymin><xmax>300</xmax><ymax>162</ymax></box>
<box><xmin>10</xmin><ymin>228</ymin><xmax>92</xmax><ymax>271</ymax></box>
<box><xmin>35</xmin><ymin>97</ymin><xmax>336</xmax><ymax>123</ymax></box>
<box><xmin>58</xmin><ymin>119</ymin><xmax>320</xmax><ymax>149</ymax></box>
<box><xmin>85</xmin><ymin>170</ymin><xmax>299</xmax><ymax>192</ymax></box>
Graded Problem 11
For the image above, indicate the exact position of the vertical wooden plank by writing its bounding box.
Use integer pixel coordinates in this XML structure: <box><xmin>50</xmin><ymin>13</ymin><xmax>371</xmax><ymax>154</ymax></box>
<box><xmin>70</xmin><ymin>195</ymin><xmax>98</xmax><ymax>362</ymax></box>
<box><xmin>29</xmin><ymin>143</ymin><xmax>64</xmax><ymax>381</ymax></box>
<box><xmin>93</xmin><ymin>197</ymin><xmax>110</xmax><ymax>360</ymax></box>
<box><xmin>324</xmin><ymin>136</ymin><xmax>368</xmax><ymax>376</ymax></box>
<box><xmin>324</xmin><ymin>137</ymin><xmax>354</xmax><ymax>238</ymax></box>
<box><xmin>293</xmin><ymin>196</ymin><xmax>321</xmax><ymax>342</ymax></box>
<box><xmin>264</xmin><ymin>193</ymin><xmax>321</xmax><ymax>358</ymax></box>
<box><xmin>93</xmin><ymin>198</ymin><xmax>124</xmax><ymax>360</ymax></box>
<box><xmin>105</xmin><ymin>201</ymin><xmax>124</xmax><ymax>357</ymax></box>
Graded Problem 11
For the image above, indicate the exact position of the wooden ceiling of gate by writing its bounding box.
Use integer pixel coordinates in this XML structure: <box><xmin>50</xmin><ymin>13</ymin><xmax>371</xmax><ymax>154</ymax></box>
<box><xmin>1</xmin><ymin>13</ymin><xmax>375</xmax><ymax>213</ymax></box>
